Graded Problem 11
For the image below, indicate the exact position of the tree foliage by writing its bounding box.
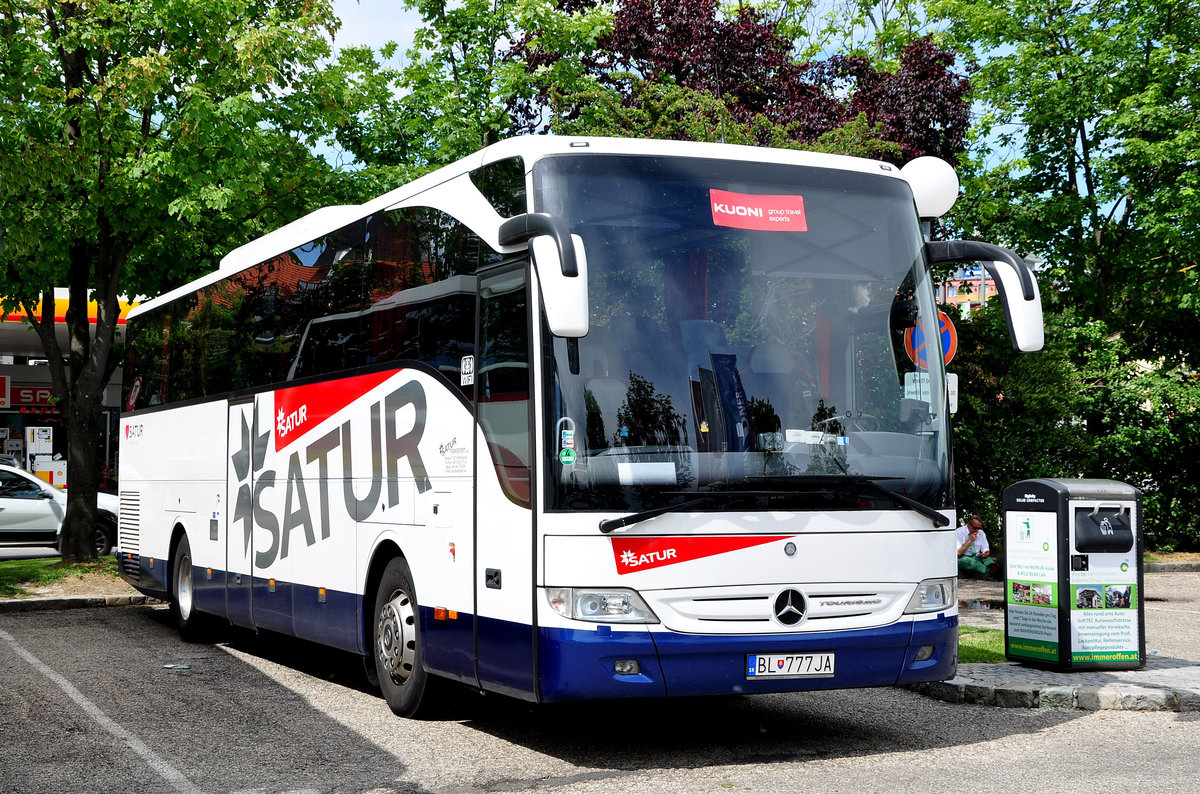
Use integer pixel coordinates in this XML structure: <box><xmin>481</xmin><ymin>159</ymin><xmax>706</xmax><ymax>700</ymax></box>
<box><xmin>0</xmin><ymin>0</ymin><xmax>349</xmax><ymax>560</ymax></box>
<box><xmin>337</xmin><ymin>0</ymin><xmax>972</xmax><ymax>171</ymax></box>
<box><xmin>931</xmin><ymin>0</ymin><xmax>1200</xmax><ymax>547</ymax></box>
<box><xmin>933</xmin><ymin>0</ymin><xmax>1200</xmax><ymax>366</ymax></box>
<box><xmin>541</xmin><ymin>0</ymin><xmax>973</xmax><ymax>163</ymax></box>
<box><xmin>333</xmin><ymin>0</ymin><xmax>612</xmax><ymax>175</ymax></box>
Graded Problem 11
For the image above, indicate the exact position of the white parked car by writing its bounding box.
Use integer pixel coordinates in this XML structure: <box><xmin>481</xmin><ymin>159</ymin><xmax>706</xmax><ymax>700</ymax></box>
<box><xmin>0</xmin><ymin>464</ymin><xmax>119</xmax><ymax>556</ymax></box>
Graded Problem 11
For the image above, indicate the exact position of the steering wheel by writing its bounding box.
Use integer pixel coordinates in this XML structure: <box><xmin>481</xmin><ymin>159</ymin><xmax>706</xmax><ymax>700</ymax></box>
<box><xmin>814</xmin><ymin>412</ymin><xmax>878</xmax><ymax>433</ymax></box>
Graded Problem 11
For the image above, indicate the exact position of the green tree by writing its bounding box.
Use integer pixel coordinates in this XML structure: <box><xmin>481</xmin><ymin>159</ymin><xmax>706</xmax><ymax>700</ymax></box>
<box><xmin>0</xmin><ymin>0</ymin><xmax>348</xmax><ymax>560</ymax></box>
<box><xmin>950</xmin><ymin>304</ymin><xmax>1092</xmax><ymax>527</ymax></box>
<box><xmin>932</xmin><ymin>0</ymin><xmax>1200</xmax><ymax>546</ymax></box>
<box><xmin>950</xmin><ymin>298</ymin><xmax>1200</xmax><ymax>549</ymax></box>
<box><xmin>933</xmin><ymin>0</ymin><xmax>1200</xmax><ymax>366</ymax></box>
<box><xmin>334</xmin><ymin>0</ymin><xmax>612</xmax><ymax>174</ymax></box>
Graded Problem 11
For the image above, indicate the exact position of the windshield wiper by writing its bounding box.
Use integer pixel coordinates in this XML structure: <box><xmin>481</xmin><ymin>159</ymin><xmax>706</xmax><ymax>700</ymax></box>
<box><xmin>598</xmin><ymin>496</ymin><xmax>713</xmax><ymax>533</ymax></box>
<box><xmin>844</xmin><ymin>476</ymin><xmax>950</xmax><ymax>528</ymax></box>
<box><xmin>597</xmin><ymin>475</ymin><xmax>949</xmax><ymax>533</ymax></box>
<box><xmin>732</xmin><ymin>474</ymin><xmax>950</xmax><ymax>528</ymax></box>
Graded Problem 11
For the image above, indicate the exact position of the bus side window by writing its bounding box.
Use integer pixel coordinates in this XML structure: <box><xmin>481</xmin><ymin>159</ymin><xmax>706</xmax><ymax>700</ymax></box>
<box><xmin>477</xmin><ymin>268</ymin><xmax>531</xmax><ymax>508</ymax></box>
<box><xmin>364</xmin><ymin>209</ymin><xmax>484</xmax><ymax>393</ymax></box>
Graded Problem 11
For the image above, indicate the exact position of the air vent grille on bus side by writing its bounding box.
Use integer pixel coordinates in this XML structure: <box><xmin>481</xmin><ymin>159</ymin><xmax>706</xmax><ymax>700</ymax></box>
<box><xmin>118</xmin><ymin>491</ymin><xmax>141</xmax><ymax>577</ymax></box>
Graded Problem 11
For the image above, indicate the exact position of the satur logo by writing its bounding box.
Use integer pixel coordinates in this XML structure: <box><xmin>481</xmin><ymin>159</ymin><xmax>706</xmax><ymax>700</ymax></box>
<box><xmin>277</xmin><ymin>404</ymin><xmax>308</xmax><ymax>441</ymax></box>
<box><xmin>620</xmin><ymin>548</ymin><xmax>678</xmax><ymax>568</ymax></box>
<box><xmin>231</xmin><ymin>379</ymin><xmax>431</xmax><ymax>569</ymax></box>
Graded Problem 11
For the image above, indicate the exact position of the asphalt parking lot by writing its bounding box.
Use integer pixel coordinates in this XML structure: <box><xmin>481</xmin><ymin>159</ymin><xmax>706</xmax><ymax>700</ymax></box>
<box><xmin>4</xmin><ymin>561</ymin><xmax>1200</xmax><ymax>792</ymax></box>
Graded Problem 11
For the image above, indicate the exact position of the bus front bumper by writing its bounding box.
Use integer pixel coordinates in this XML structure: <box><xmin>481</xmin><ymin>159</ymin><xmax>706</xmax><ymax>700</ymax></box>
<box><xmin>537</xmin><ymin>613</ymin><xmax>958</xmax><ymax>701</ymax></box>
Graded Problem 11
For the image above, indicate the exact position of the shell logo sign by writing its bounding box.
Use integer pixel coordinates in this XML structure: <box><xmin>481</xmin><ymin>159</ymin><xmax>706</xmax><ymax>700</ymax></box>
<box><xmin>0</xmin><ymin>289</ymin><xmax>138</xmax><ymax>326</ymax></box>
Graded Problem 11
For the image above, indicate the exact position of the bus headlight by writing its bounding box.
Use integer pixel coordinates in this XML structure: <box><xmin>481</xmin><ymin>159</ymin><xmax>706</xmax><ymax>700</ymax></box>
<box><xmin>904</xmin><ymin>578</ymin><xmax>956</xmax><ymax>614</ymax></box>
<box><xmin>546</xmin><ymin>587</ymin><xmax>659</xmax><ymax>623</ymax></box>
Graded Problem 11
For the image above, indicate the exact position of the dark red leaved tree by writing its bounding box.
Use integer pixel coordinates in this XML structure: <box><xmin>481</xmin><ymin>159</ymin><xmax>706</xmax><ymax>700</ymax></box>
<box><xmin>508</xmin><ymin>0</ymin><xmax>972</xmax><ymax>165</ymax></box>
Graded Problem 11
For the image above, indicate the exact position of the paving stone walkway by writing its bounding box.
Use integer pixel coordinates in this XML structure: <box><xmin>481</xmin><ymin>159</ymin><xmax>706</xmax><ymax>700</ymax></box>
<box><xmin>908</xmin><ymin>656</ymin><xmax>1200</xmax><ymax>711</ymax></box>
<box><xmin>906</xmin><ymin>570</ymin><xmax>1200</xmax><ymax>711</ymax></box>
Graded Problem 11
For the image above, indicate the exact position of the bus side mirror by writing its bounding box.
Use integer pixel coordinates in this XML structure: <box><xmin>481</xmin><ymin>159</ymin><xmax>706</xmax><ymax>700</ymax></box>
<box><xmin>499</xmin><ymin>213</ymin><xmax>589</xmax><ymax>338</ymax></box>
<box><xmin>927</xmin><ymin>240</ymin><xmax>1044</xmax><ymax>353</ymax></box>
<box><xmin>531</xmin><ymin>234</ymin><xmax>589</xmax><ymax>338</ymax></box>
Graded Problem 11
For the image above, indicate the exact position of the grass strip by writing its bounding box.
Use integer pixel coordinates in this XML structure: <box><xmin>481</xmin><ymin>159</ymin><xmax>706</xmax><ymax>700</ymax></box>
<box><xmin>0</xmin><ymin>557</ymin><xmax>119</xmax><ymax>598</ymax></box>
<box><xmin>959</xmin><ymin>625</ymin><xmax>1007</xmax><ymax>663</ymax></box>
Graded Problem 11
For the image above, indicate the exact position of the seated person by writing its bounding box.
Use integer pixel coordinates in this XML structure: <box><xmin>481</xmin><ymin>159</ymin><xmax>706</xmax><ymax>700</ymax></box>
<box><xmin>957</xmin><ymin>513</ymin><xmax>999</xmax><ymax>578</ymax></box>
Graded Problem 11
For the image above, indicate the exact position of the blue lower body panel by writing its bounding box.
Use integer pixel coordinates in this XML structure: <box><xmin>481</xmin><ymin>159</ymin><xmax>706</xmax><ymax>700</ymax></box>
<box><xmin>118</xmin><ymin>555</ymin><xmax>364</xmax><ymax>654</ymax></box>
<box><xmin>538</xmin><ymin>624</ymin><xmax>668</xmax><ymax>701</ymax></box>
<box><xmin>120</xmin><ymin>550</ymin><xmax>958</xmax><ymax>704</ymax></box>
<box><xmin>538</xmin><ymin>614</ymin><xmax>958</xmax><ymax>701</ymax></box>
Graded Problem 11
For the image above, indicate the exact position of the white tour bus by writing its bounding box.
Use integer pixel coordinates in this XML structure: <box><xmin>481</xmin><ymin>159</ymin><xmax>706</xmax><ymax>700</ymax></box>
<box><xmin>118</xmin><ymin>136</ymin><xmax>1043</xmax><ymax>717</ymax></box>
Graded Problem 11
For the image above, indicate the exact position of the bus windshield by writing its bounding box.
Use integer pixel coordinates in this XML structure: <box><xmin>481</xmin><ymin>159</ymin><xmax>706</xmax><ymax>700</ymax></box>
<box><xmin>536</xmin><ymin>154</ymin><xmax>950</xmax><ymax>514</ymax></box>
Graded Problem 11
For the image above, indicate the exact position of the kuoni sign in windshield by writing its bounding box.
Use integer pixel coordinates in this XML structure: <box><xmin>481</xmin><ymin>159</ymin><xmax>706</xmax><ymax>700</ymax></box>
<box><xmin>710</xmin><ymin>189</ymin><xmax>807</xmax><ymax>231</ymax></box>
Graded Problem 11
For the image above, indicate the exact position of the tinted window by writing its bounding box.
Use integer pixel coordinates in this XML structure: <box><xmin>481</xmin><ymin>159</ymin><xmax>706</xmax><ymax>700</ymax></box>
<box><xmin>124</xmin><ymin>208</ymin><xmax>495</xmax><ymax>408</ymax></box>
<box><xmin>0</xmin><ymin>471</ymin><xmax>43</xmax><ymax>498</ymax></box>
<box><xmin>477</xmin><ymin>268</ymin><xmax>531</xmax><ymax>507</ymax></box>
<box><xmin>535</xmin><ymin>154</ymin><xmax>950</xmax><ymax>513</ymax></box>
<box><xmin>471</xmin><ymin>157</ymin><xmax>527</xmax><ymax>218</ymax></box>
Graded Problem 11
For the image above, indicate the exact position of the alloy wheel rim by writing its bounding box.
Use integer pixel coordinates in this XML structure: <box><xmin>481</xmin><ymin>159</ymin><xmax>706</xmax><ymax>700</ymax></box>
<box><xmin>177</xmin><ymin>555</ymin><xmax>193</xmax><ymax>619</ymax></box>
<box><xmin>377</xmin><ymin>591</ymin><xmax>416</xmax><ymax>684</ymax></box>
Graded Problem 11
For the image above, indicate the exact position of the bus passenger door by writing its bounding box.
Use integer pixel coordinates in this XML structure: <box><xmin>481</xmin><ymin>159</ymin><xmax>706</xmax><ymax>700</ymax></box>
<box><xmin>225</xmin><ymin>397</ymin><xmax>259</xmax><ymax>629</ymax></box>
<box><xmin>474</xmin><ymin>265</ymin><xmax>538</xmax><ymax>699</ymax></box>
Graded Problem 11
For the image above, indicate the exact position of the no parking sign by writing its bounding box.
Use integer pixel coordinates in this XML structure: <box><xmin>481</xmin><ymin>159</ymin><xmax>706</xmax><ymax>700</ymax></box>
<box><xmin>903</xmin><ymin>310</ymin><xmax>958</xmax><ymax>368</ymax></box>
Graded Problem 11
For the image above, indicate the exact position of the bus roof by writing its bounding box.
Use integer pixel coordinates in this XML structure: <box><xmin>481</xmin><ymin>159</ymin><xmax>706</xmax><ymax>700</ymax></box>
<box><xmin>130</xmin><ymin>137</ymin><xmax>906</xmax><ymax>320</ymax></box>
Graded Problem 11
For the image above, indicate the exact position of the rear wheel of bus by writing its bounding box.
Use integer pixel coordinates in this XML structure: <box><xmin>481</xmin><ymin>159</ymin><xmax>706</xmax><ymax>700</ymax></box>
<box><xmin>373</xmin><ymin>557</ymin><xmax>433</xmax><ymax>717</ymax></box>
<box><xmin>170</xmin><ymin>535</ymin><xmax>212</xmax><ymax>642</ymax></box>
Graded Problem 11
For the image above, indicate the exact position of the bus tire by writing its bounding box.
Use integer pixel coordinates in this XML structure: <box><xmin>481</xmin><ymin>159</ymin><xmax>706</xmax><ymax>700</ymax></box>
<box><xmin>373</xmin><ymin>557</ymin><xmax>432</xmax><ymax>717</ymax></box>
<box><xmin>170</xmin><ymin>536</ymin><xmax>211</xmax><ymax>642</ymax></box>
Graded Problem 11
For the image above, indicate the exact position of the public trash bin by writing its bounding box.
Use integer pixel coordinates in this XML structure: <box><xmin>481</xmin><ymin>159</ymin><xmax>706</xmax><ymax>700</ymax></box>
<box><xmin>1001</xmin><ymin>478</ymin><xmax>1144</xmax><ymax>670</ymax></box>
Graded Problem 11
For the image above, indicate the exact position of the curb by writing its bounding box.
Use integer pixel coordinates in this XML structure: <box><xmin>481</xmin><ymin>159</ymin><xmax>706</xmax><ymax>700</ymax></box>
<box><xmin>0</xmin><ymin>594</ymin><xmax>163</xmax><ymax>613</ymax></box>
<box><xmin>906</xmin><ymin>678</ymin><xmax>1200</xmax><ymax>712</ymax></box>
<box><xmin>1144</xmin><ymin>562</ymin><xmax>1200</xmax><ymax>572</ymax></box>
<box><xmin>905</xmin><ymin>657</ymin><xmax>1200</xmax><ymax>712</ymax></box>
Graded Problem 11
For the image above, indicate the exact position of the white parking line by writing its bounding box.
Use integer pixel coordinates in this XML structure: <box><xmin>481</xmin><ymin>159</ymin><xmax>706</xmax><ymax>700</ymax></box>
<box><xmin>0</xmin><ymin>628</ymin><xmax>203</xmax><ymax>794</ymax></box>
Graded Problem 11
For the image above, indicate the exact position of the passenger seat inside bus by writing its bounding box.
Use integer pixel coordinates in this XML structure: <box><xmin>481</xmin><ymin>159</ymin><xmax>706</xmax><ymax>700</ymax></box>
<box><xmin>738</xmin><ymin>342</ymin><xmax>818</xmax><ymax>432</ymax></box>
<box><xmin>609</xmin><ymin>315</ymin><xmax>668</xmax><ymax>382</ymax></box>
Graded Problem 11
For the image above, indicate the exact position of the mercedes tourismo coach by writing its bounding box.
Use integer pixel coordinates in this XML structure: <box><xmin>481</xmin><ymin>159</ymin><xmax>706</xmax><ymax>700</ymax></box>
<box><xmin>117</xmin><ymin>137</ymin><xmax>1044</xmax><ymax>717</ymax></box>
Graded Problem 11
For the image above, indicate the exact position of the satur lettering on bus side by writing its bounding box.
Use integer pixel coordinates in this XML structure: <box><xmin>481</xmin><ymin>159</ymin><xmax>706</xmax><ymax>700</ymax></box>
<box><xmin>231</xmin><ymin>381</ymin><xmax>431</xmax><ymax>569</ymax></box>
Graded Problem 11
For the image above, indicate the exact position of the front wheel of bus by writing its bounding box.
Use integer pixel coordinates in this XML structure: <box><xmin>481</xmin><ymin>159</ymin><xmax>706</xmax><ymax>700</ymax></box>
<box><xmin>171</xmin><ymin>536</ymin><xmax>210</xmax><ymax>642</ymax></box>
<box><xmin>373</xmin><ymin>557</ymin><xmax>431</xmax><ymax>717</ymax></box>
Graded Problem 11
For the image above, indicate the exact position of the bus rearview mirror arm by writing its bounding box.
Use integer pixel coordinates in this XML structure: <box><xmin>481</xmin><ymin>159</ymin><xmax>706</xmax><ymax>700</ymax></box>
<box><xmin>500</xmin><ymin>213</ymin><xmax>590</xmax><ymax>339</ymax></box>
<box><xmin>499</xmin><ymin>213</ymin><xmax>578</xmax><ymax>277</ymax></box>
<box><xmin>926</xmin><ymin>240</ymin><xmax>1045</xmax><ymax>353</ymax></box>
<box><xmin>926</xmin><ymin>240</ymin><xmax>1034</xmax><ymax>300</ymax></box>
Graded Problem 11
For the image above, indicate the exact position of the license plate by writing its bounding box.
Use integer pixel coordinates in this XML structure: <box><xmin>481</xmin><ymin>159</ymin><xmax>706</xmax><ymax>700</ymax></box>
<box><xmin>746</xmin><ymin>652</ymin><xmax>835</xmax><ymax>679</ymax></box>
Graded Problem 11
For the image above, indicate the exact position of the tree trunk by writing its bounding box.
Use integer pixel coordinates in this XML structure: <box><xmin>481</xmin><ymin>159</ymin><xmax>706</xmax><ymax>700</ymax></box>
<box><xmin>59</xmin><ymin>386</ymin><xmax>102</xmax><ymax>562</ymax></box>
<box><xmin>56</xmin><ymin>229</ymin><xmax>122</xmax><ymax>562</ymax></box>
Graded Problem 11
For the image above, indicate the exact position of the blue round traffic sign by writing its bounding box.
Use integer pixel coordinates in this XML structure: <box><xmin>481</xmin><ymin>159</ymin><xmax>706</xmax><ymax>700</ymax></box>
<box><xmin>904</xmin><ymin>310</ymin><xmax>958</xmax><ymax>369</ymax></box>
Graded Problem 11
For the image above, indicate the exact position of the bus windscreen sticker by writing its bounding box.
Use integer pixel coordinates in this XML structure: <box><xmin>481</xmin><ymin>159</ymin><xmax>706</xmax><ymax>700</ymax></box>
<box><xmin>710</xmin><ymin>189</ymin><xmax>807</xmax><ymax>231</ymax></box>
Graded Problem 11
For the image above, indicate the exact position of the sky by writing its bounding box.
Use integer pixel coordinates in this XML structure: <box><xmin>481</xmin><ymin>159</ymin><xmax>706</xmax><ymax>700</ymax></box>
<box><xmin>315</xmin><ymin>1</ymin><xmax>422</xmax><ymax>167</ymax></box>
<box><xmin>331</xmin><ymin>0</ymin><xmax>420</xmax><ymax>52</ymax></box>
